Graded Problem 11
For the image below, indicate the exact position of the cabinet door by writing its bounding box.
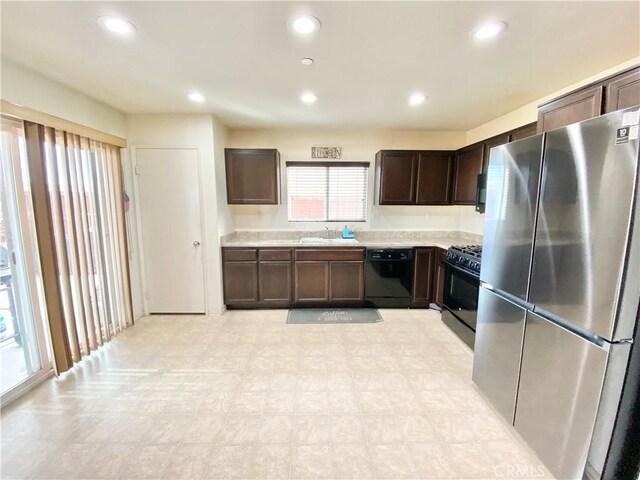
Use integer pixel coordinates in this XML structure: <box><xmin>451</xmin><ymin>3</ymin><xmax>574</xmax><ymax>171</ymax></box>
<box><xmin>376</xmin><ymin>151</ymin><xmax>418</xmax><ymax>204</ymax></box>
<box><xmin>223</xmin><ymin>261</ymin><xmax>258</xmax><ymax>304</ymax></box>
<box><xmin>482</xmin><ymin>133</ymin><xmax>510</xmax><ymax>170</ymax></box>
<box><xmin>225</xmin><ymin>149</ymin><xmax>280</xmax><ymax>204</ymax></box>
<box><xmin>416</xmin><ymin>152</ymin><xmax>454</xmax><ymax>205</ymax></box>
<box><xmin>412</xmin><ymin>248</ymin><xmax>435</xmax><ymax>306</ymax></box>
<box><xmin>605</xmin><ymin>67</ymin><xmax>640</xmax><ymax>113</ymax></box>
<box><xmin>330</xmin><ymin>261</ymin><xmax>364</xmax><ymax>303</ymax></box>
<box><xmin>453</xmin><ymin>144</ymin><xmax>484</xmax><ymax>205</ymax></box>
<box><xmin>537</xmin><ymin>85</ymin><xmax>604</xmax><ymax>133</ymax></box>
<box><xmin>259</xmin><ymin>262</ymin><xmax>291</xmax><ymax>304</ymax></box>
<box><xmin>434</xmin><ymin>249</ymin><xmax>446</xmax><ymax>307</ymax></box>
<box><xmin>509</xmin><ymin>122</ymin><xmax>537</xmax><ymax>142</ymax></box>
<box><xmin>294</xmin><ymin>261</ymin><xmax>329</xmax><ymax>303</ymax></box>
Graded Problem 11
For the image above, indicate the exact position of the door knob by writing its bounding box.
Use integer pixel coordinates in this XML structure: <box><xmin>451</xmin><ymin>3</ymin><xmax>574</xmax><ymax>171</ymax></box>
<box><xmin>193</xmin><ymin>241</ymin><xmax>201</xmax><ymax>247</ymax></box>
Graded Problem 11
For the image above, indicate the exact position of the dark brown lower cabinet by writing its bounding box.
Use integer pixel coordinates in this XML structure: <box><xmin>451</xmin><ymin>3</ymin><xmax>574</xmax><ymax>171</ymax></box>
<box><xmin>223</xmin><ymin>261</ymin><xmax>258</xmax><ymax>305</ymax></box>
<box><xmin>412</xmin><ymin>247</ymin><xmax>436</xmax><ymax>307</ymax></box>
<box><xmin>330</xmin><ymin>261</ymin><xmax>364</xmax><ymax>303</ymax></box>
<box><xmin>223</xmin><ymin>248</ymin><xmax>291</xmax><ymax>307</ymax></box>
<box><xmin>294</xmin><ymin>261</ymin><xmax>330</xmax><ymax>303</ymax></box>
<box><xmin>259</xmin><ymin>262</ymin><xmax>291</xmax><ymax>304</ymax></box>
<box><xmin>434</xmin><ymin>248</ymin><xmax>447</xmax><ymax>308</ymax></box>
<box><xmin>293</xmin><ymin>248</ymin><xmax>365</xmax><ymax>306</ymax></box>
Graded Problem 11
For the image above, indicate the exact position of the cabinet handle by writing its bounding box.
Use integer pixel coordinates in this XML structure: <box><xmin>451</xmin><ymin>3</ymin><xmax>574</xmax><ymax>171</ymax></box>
<box><xmin>193</xmin><ymin>241</ymin><xmax>201</xmax><ymax>247</ymax></box>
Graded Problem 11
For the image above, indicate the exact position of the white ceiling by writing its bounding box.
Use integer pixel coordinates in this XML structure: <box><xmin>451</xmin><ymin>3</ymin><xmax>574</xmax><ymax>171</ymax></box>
<box><xmin>1</xmin><ymin>1</ymin><xmax>639</xmax><ymax>130</ymax></box>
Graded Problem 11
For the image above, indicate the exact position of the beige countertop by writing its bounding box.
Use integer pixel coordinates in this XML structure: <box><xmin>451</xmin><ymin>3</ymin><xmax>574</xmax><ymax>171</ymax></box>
<box><xmin>220</xmin><ymin>231</ymin><xmax>482</xmax><ymax>250</ymax></box>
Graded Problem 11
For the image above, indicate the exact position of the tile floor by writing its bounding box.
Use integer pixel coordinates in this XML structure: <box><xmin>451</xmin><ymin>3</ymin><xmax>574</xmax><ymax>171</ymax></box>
<box><xmin>0</xmin><ymin>309</ymin><xmax>553</xmax><ymax>479</ymax></box>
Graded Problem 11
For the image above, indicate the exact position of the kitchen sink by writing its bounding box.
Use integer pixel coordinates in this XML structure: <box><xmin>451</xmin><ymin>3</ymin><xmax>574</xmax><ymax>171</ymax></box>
<box><xmin>298</xmin><ymin>237</ymin><xmax>359</xmax><ymax>245</ymax></box>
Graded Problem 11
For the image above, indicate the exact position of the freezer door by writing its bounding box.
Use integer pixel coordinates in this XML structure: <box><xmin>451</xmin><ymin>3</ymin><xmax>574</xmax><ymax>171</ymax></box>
<box><xmin>472</xmin><ymin>287</ymin><xmax>526</xmax><ymax>424</ymax></box>
<box><xmin>515</xmin><ymin>311</ymin><xmax>609</xmax><ymax>480</ymax></box>
<box><xmin>529</xmin><ymin>108</ymin><xmax>639</xmax><ymax>341</ymax></box>
<box><xmin>480</xmin><ymin>134</ymin><xmax>544</xmax><ymax>301</ymax></box>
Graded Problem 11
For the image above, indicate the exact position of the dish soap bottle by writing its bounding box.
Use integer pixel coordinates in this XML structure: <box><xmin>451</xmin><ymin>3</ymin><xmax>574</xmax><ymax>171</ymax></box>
<box><xmin>342</xmin><ymin>225</ymin><xmax>355</xmax><ymax>239</ymax></box>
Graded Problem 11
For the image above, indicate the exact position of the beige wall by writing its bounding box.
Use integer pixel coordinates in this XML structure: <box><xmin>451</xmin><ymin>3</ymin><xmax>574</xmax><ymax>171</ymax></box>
<box><xmin>465</xmin><ymin>56</ymin><xmax>640</xmax><ymax>145</ymax></box>
<box><xmin>226</xmin><ymin>128</ymin><xmax>474</xmax><ymax>232</ymax></box>
<box><xmin>0</xmin><ymin>58</ymin><xmax>127</xmax><ymax>137</ymax></box>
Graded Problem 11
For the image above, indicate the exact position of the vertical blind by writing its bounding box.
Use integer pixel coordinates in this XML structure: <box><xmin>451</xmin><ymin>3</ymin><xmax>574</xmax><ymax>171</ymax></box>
<box><xmin>41</xmin><ymin>127</ymin><xmax>132</xmax><ymax>362</ymax></box>
<box><xmin>287</xmin><ymin>161</ymin><xmax>369</xmax><ymax>222</ymax></box>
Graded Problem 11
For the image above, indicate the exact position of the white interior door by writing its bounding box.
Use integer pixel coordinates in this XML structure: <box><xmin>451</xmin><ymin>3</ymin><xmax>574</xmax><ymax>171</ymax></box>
<box><xmin>135</xmin><ymin>148</ymin><xmax>205</xmax><ymax>313</ymax></box>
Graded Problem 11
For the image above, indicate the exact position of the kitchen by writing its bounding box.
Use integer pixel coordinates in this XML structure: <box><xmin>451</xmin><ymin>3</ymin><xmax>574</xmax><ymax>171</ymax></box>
<box><xmin>1</xmin><ymin>2</ymin><xmax>639</xmax><ymax>479</ymax></box>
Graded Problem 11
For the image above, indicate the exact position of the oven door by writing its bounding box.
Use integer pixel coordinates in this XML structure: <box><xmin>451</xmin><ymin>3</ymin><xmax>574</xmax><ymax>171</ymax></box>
<box><xmin>443</xmin><ymin>261</ymin><xmax>480</xmax><ymax>331</ymax></box>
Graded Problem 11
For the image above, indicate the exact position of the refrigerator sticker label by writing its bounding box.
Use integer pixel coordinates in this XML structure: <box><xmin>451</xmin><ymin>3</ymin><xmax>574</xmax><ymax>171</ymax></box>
<box><xmin>630</xmin><ymin>125</ymin><xmax>639</xmax><ymax>140</ymax></box>
<box><xmin>616</xmin><ymin>127</ymin><xmax>630</xmax><ymax>144</ymax></box>
<box><xmin>622</xmin><ymin>110</ymin><xmax>640</xmax><ymax>126</ymax></box>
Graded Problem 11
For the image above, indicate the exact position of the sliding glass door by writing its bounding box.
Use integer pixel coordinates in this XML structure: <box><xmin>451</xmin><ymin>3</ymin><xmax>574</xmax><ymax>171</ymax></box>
<box><xmin>0</xmin><ymin>116</ymin><xmax>50</xmax><ymax>398</ymax></box>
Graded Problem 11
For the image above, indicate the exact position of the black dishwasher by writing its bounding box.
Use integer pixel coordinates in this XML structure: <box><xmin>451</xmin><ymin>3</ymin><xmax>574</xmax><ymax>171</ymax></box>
<box><xmin>365</xmin><ymin>248</ymin><xmax>414</xmax><ymax>308</ymax></box>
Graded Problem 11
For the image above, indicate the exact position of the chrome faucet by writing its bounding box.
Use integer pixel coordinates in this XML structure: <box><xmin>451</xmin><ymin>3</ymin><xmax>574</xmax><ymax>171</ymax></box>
<box><xmin>324</xmin><ymin>227</ymin><xmax>337</xmax><ymax>239</ymax></box>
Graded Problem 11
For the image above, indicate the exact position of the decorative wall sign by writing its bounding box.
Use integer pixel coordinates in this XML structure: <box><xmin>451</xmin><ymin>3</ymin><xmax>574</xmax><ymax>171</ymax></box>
<box><xmin>311</xmin><ymin>147</ymin><xmax>342</xmax><ymax>159</ymax></box>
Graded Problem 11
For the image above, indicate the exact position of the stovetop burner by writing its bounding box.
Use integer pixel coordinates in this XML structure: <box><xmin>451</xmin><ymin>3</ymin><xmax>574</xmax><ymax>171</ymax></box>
<box><xmin>451</xmin><ymin>245</ymin><xmax>482</xmax><ymax>258</ymax></box>
<box><xmin>446</xmin><ymin>244</ymin><xmax>483</xmax><ymax>276</ymax></box>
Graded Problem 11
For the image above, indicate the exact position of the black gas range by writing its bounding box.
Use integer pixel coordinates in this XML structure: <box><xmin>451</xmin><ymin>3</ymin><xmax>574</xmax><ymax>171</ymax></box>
<box><xmin>442</xmin><ymin>244</ymin><xmax>482</xmax><ymax>349</ymax></box>
<box><xmin>445</xmin><ymin>245</ymin><xmax>482</xmax><ymax>277</ymax></box>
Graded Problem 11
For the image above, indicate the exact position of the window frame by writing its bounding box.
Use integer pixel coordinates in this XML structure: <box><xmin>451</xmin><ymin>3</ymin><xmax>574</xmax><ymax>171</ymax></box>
<box><xmin>286</xmin><ymin>161</ymin><xmax>369</xmax><ymax>223</ymax></box>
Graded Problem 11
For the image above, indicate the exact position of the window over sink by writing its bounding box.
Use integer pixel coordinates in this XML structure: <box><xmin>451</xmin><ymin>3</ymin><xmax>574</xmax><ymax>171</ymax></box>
<box><xmin>286</xmin><ymin>161</ymin><xmax>368</xmax><ymax>222</ymax></box>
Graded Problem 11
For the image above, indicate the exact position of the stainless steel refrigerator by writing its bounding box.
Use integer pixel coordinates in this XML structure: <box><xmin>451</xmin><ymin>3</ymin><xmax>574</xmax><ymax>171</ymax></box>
<box><xmin>472</xmin><ymin>107</ymin><xmax>640</xmax><ymax>480</ymax></box>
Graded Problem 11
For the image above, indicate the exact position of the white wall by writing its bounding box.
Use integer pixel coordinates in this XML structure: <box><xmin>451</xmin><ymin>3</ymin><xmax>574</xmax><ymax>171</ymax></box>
<box><xmin>0</xmin><ymin>58</ymin><xmax>127</xmax><ymax>137</ymax></box>
<box><xmin>125</xmin><ymin>114</ymin><xmax>226</xmax><ymax>316</ymax></box>
<box><xmin>227</xmin><ymin>128</ymin><xmax>474</xmax><ymax>232</ymax></box>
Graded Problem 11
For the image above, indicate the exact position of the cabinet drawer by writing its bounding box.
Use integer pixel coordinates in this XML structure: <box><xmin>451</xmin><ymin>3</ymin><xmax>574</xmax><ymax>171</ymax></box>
<box><xmin>223</xmin><ymin>248</ymin><xmax>257</xmax><ymax>261</ymax></box>
<box><xmin>295</xmin><ymin>248</ymin><xmax>364</xmax><ymax>261</ymax></box>
<box><xmin>259</xmin><ymin>249</ymin><xmax>292</xmax><ymax>261</ymax></box>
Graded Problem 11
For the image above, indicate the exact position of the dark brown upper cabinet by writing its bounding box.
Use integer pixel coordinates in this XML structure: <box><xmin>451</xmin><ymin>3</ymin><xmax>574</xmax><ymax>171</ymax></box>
<box><xmin>225</xmin><ymin>148</ymin><xmax>280</xmax><ymax>204</ymax></box>
<box><xmin>453</xmin><ymin>143</ymin><xmax>484</xmax><ymax>205</ymax></box>
<box><xmin>482</xmin><ymin>133</ymin><xmax>511</xmax><ymax>171</ymax></box>
<box><xmin>376</xmin><ymin>150</ymin><xmax>455</xmax><ymax>206</ymax></box>
<box><xmin>416</xmin><ymin>151</ymin><xmax>454</xmax><ymax>205</ymax></box>
<box><xmin>509</xmin><ymin>122</ymin><xmax>537</xmax><ymax>142</ymax></box>
<box><xmin>537</xmin><ymin>66</ymin><xmax>639</xmax><ymax>133</ymax></box>
<box><xmin>604</xmin><ymin>68</ymin><xmax>640</xmax><ymax>113</ymax></box>
<box><xmin>537</xmin><ymin>84</ymin><xmax>604</xmax><ymax>133</ymax></box>
<box><xmin>375</xmin><ymin>151</ymin><xmax>418</xmax><ymax>204</ymax></box>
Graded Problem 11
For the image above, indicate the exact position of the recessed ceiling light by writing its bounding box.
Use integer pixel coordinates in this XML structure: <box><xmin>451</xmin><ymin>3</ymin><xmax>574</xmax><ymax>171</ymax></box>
<box><xmin>291</xmin><ymin>15</ymin><xmax>321</xmax><ymax>34</ymax></box>
<box><xmin>98</xmin><ymin>16</ymin><xmax>136</xmax><ymax>35</ymax></box>
<box><xmin>300</xmin><ymin>58</ymin><xmax>314</xmax><ymax>66</ymax></box>
<box><xmin>408</xmin><ymin>93</ymin><xmax>427</xmax><ymax>106</ymax></box>
<box><xmin>300</xmin><ymin>92</ymin><xmax>318</xmax><ymax>104</ymax></box>
<box><xmin>471</xmin><ymin>21</ymin><xmax>508</xmax><ymax>40</ymax></box>
<box><xmin>187</xmin><ymin>92</ymin><xmax>205</xmax><ymax>103</ymax></box>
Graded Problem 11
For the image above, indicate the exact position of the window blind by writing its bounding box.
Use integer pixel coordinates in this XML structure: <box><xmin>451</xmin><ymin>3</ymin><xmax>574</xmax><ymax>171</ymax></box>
<box><xmin>287</xmin><ymin>162</ymin><xmax>368</xmax><ymax>222</ymax></box>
